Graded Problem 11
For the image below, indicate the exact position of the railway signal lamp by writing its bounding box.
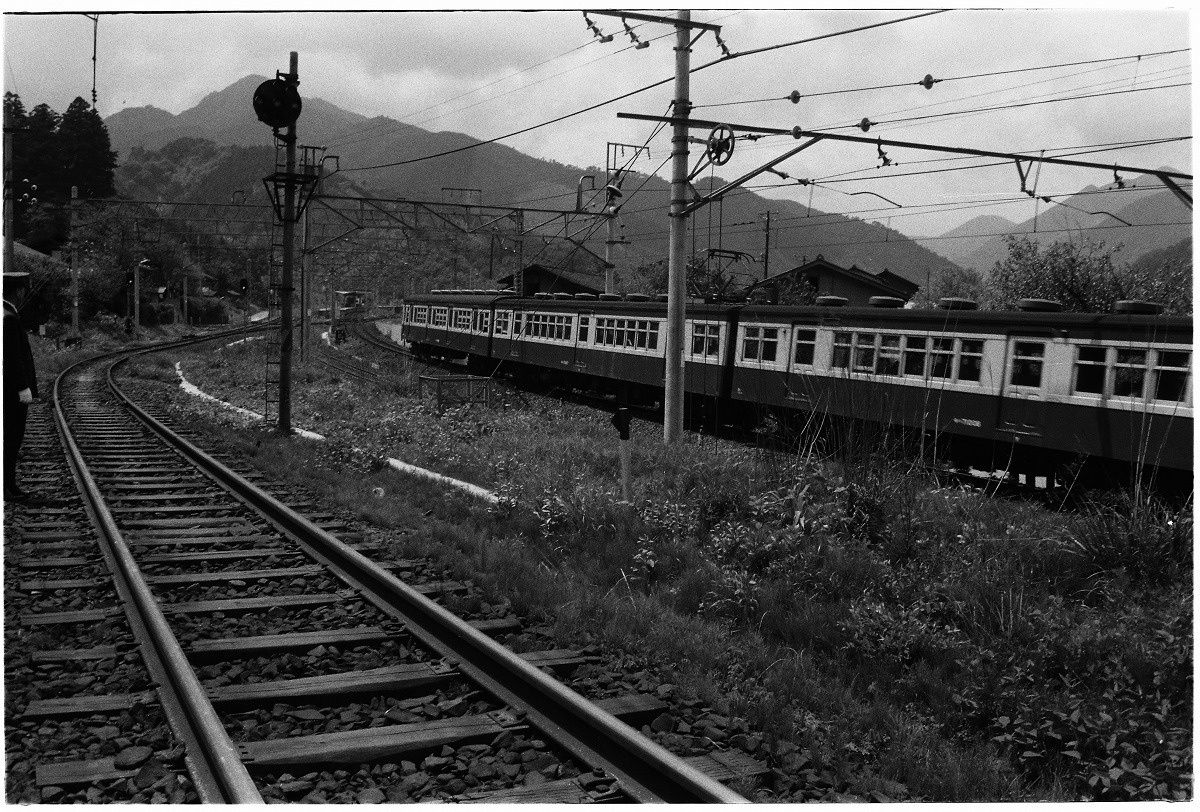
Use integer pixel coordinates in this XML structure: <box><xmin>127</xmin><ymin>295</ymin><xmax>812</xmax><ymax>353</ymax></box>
<box><xmin>253</xmin><ymin>78</ymin><xmax>302</xmax><ymax>130</ymax></box>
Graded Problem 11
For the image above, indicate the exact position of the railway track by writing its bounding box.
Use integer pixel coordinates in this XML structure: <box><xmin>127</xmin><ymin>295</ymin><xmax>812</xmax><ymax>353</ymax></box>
<box><xmin>6</xmin><ymin>334</ymin><xmax>757</xmax><ymax>803</ymax></box>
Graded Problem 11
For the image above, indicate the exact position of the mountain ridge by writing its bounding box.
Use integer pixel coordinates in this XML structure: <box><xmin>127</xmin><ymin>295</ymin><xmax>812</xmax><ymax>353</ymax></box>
<box><xmin>104</xmin><ymin>76</ymin><xmax>1189</xmax><ymax>289</ymax></box>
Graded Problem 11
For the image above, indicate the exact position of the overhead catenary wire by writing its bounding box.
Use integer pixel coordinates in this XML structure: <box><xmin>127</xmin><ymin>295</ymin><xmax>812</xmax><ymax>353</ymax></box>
<box><xmin>342</xmin><ymin>9</ymin><xmax>947</xmax><ymax>173</ymax></box>
<box><xmin>692</xmin><ymin>47</ymin><xmax>1189</xmax><ymax>109</ymax></box>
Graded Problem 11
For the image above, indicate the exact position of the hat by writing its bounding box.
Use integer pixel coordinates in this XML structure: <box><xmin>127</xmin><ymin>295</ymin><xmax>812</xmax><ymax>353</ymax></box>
<box><xmin>3</xmin><ymin>271</ymin><xmax>30</xmax><ymax>288</ymax></box>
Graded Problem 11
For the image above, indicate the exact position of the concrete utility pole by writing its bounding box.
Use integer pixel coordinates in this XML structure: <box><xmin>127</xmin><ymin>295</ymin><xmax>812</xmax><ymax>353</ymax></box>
<box><xmin>663</xmin><ymin>9</ymin><xmax>691</xmax><ymax>444</ymax></box>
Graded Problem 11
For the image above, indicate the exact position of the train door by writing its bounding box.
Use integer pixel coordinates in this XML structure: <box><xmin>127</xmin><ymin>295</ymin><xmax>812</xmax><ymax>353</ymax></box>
<box><xmin>996</xmin><ymin>333</ymin><xmax>1050</xmax><ymax>437</ymax></box>
<box><xmin>572</xmin><ymin>311</ymin><xmax>594</xmax><ymax>370</ymax></box>
<box><xmin>507</xmin><ymin>310</ymin><xmax>525</xmax><ymax>363</ymax></box>
<box><xmin>783</xmin><ymin>321</ymin><xmax>818</xmax><ymax>408</ymax></box>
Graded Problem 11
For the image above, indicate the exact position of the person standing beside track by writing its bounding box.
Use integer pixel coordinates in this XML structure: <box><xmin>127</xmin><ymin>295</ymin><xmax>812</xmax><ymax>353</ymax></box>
<box><xmin>4</xmin><ymin>270</ymin><xmax>38</xmax><ymax>503</ymax></box>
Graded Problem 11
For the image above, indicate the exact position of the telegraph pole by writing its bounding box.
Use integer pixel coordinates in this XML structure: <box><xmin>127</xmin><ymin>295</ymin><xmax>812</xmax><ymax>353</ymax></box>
<box><xmin>663</xmin><ymin>9</ymin><xmax>691</xmax><ymax>444</ymax></box>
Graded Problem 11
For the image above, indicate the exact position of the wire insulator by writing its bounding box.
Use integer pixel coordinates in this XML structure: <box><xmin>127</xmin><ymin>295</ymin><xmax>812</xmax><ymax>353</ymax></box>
<box><xmin>920</xmin><ymin>73</ymin><xmax>936</xmax><ymax>90</ymax></box>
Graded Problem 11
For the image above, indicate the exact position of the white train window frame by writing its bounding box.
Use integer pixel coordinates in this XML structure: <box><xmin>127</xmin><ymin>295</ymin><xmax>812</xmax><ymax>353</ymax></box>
<box><xmin>594</xmin><ymin>317</ymin><xmax>661</xmax><ymax>353</ymax></box>
<box><xmin>494</xmin><ymin>310</ymin><xmax>512</xmax><ymax>337</ymax></box>
<box><xmin>690</xmin><ymin>322</ymin><xmax>721</xmax><ymax>360</ymax></box>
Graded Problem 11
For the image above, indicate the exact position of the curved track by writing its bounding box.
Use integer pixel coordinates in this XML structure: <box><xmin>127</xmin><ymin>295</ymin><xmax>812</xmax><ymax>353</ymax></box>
<box><xmin>11</xmin><ymin>332</ymin><xmax>753</xmax><ymax>803</ymax></box>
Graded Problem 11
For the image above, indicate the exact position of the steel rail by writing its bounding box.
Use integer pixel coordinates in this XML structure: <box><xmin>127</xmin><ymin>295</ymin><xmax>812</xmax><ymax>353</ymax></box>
<box><xmin>106</xmin><ymin>348</ymin><xmax>748</xmax><ymax>803</ymax></box>
<box><xmin>53</xmin><ymin>338</ymin><xmax>266</xmax><ymax>804</ymax></box>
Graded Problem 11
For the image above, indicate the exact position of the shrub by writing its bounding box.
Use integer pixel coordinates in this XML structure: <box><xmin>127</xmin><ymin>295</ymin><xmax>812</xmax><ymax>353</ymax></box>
<box><xmin>1061</xmin><ymin>491</ymin><xmax>1193</xmax><ymax>584</ymax></box>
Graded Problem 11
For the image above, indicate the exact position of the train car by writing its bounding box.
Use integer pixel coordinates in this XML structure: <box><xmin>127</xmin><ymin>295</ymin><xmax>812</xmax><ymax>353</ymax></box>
<box><xmin>335</xmin><ymin>290</ymin><xmax>369</xmax><ymax>321</ymax></box>
<box><xmin>401</xmin><ymin>290</ymin><xmax>1192</xmax><ymax>486</ymax></box>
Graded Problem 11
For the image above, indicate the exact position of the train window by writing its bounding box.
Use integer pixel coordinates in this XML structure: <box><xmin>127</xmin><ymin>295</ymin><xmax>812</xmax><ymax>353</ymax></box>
<box><xmin>1073</xmin><ymin>346</ymin><xmax>1107</xmax><ymax>394</ymax></box>
<box><xmin>1152</xmin><ymin>350</ymin><xmax>1190</xmax><ymax>402</ymax></box>
<box><xmin>454</xmin><ymin>309</ymin><xmax>472</xmax><ymax>330</ymax></box>
<box><xmin>431</xmin><ymin>307</ymin><xmax>448</xmax><ymax>327</ymax></box>
<box><xmin>595</xmin><ymin>317</ymin><xmax>656</xmax><ymax>350</ymax></box>
<box><xmin>494</xmin><ymin>311</ymin><xmax>511</xmax><ymax>336</ymax></box>
<box><xmin>474</xmin><ymin>311</ymin><xmax>491</xmax><ymax>333</ymax></box>
<box><xmin>412</xmin><ymin>305</ymin><xmax>429</xmax><ymax>324</ymax></box>
<box><xmin>1010</xmin><ymin>341</ymin><xmax>1045</xmax><ymax>388</ymax></box>
<box><xmin>692</xmin><ymin>323</ymin><xmax>720</xmax><ymax>358</ymax></box>
<box><xmin>579</xmin><ymin>316</ymin><xmax>590</xmax><ymax>343</ymax></box>
<box><xmin>403</xmin><ymin>304</ymin><xmax>414</xmax><ymax>323</ymax></box>
<box><xmin>524</xmin><ymin>313</ymin><xmax>572</xmax><ymax>341</ymax></box>
<box><xmin>852</xmin><ymin>333</ymin><xmax>875</xmax><ymax>373</ymax></box>
<box><xmin>742</xmin><ymin>326</ymin><xmax>778</xmax><ymax>362</ymax></box>
<box><xmin>958</xmin><ymin>339</ymin><xmax>984</xmax><ymax>382</ymax></box>
<box><xmin>793</xmin><ymin>329</ymin><xmax>817</xmax><ymax>366</ymax></box>
<box><xmin>1113</xmin><ymin>349</ymin><xmax>1146</xmax><ymax>397</ymax></box>
<box><xmin>903</xmin><ymin>336</ymin><xmax>926</xmax><ymax>376</ymax></box>
<box><xmin>832</xmin><ymin>332</ymin><xmax>852</xmax><ymax>369</ymax></box>
<box><xmin>876</xmin><ymin>334</ymin><xmax>901</xmax><ymax>376</ymax></box>
<box><xmin>929</xmin><ymin>338</ymin><xmax>955</xmax><ymax>379</ymax></box>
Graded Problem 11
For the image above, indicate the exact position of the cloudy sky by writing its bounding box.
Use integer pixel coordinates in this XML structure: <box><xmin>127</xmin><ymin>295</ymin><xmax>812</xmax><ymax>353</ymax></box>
<box><xmin>2</xmin><ymin>5</ymin><xmax>1193</xmax><ymax>239</ymax></box>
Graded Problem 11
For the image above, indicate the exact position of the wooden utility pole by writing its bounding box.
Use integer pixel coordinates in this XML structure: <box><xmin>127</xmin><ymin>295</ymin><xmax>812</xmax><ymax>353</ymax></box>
<box><xmin>69</xmin><ymin>187</ymin><xmax>79</xmax><ymax>339</ymax></box>
<box><xmin>761</xmin><ymin>210</ymin><xmax>773</xmax><ymax>281</ymax></box>
<box><xmin>133</xmin><ymin>258</ymin><xmax>143</xmax><ymax>337</ymax></box>
<box><xmin>3</xmin><ymin>126</ymin><xmax>13</xmax><ymax>275</ymax></box>
<box><xmin>663</xmin><ymin>9</ymin><xmax>691</xmax><ymax>444</ymax></box>
<box><xmin>300</xmin><ymin>159</ymin><xmax>320</xmax><ymax>362</ymax></box>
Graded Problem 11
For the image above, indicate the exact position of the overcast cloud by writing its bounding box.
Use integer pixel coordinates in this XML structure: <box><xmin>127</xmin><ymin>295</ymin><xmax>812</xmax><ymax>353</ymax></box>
<box><xmin>3</xmin><ymin>5</ymin><xmax>1193</xmax><ymax>238</ymax></box>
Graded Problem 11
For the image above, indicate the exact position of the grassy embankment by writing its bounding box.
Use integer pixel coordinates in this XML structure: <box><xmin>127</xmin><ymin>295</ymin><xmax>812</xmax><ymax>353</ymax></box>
<box><xmin>113</xmin><ymin>329</ymin><xmax>1191</xmax><ymax>803</ymax></box>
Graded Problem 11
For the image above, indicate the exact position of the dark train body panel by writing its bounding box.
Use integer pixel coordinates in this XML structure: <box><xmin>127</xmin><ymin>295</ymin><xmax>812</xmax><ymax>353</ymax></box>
<box><xmin>400</xmin><ymin>292</ymin><xmax>1193</xmax><ymax>477</ymax></box>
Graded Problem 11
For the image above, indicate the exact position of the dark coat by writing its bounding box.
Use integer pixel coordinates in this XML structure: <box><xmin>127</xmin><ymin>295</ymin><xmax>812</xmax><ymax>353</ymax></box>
<box><xmin>3</xmin><ymin>299</ymin><xmax>37</xmax><ymax>402</ymax></box>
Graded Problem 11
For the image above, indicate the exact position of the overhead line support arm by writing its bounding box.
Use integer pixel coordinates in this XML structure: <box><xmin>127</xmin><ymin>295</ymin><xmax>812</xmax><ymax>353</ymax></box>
<box><xmin>590</xmin><ymin>10</ymin><xmax>722</xmax><ymax>31</ymax></box>
<box><xmin>617</xmin><ymin>113</ymin><xmax>1193</xmax><ymax>208</ymax></box>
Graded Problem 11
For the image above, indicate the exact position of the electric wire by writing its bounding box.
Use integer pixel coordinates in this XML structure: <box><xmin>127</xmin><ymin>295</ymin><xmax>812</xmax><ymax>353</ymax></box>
<box><xmin>693</xmin><ymin>47</ymin><xmax>1188</xmax><ymax>109</ymax></box>
<box><xmin>342</xmin><ymin>10</ymin><xmax>948</xmax><ymax>173</ymax></box>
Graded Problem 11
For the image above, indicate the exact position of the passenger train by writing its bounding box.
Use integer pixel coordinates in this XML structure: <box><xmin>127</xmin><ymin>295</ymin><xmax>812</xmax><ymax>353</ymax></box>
<box><xmin>400</xmin><ymin>290</ymin><xmax>1193</xmax><ymax>488</ymax></box>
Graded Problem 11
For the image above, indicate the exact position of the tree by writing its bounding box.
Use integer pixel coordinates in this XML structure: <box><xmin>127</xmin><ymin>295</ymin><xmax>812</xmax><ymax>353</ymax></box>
<box><xmin>983</xmin><ymin>235</ymin><xmax>1188</xmax><ymax>313</ymax></box>
<box><xmin>57</xmin><ymin>97</ymin><xmax>118</xmax><ymax>200</ymax></box>
<box><xmin>3</xmin><ymin>93</ymin><xmax>118</xmax><ymax>253</ymax></box>
<box><xmin>918</xmin><ymin>266</ymin><xmax>984</xmax><ymax>305</ymax></box>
